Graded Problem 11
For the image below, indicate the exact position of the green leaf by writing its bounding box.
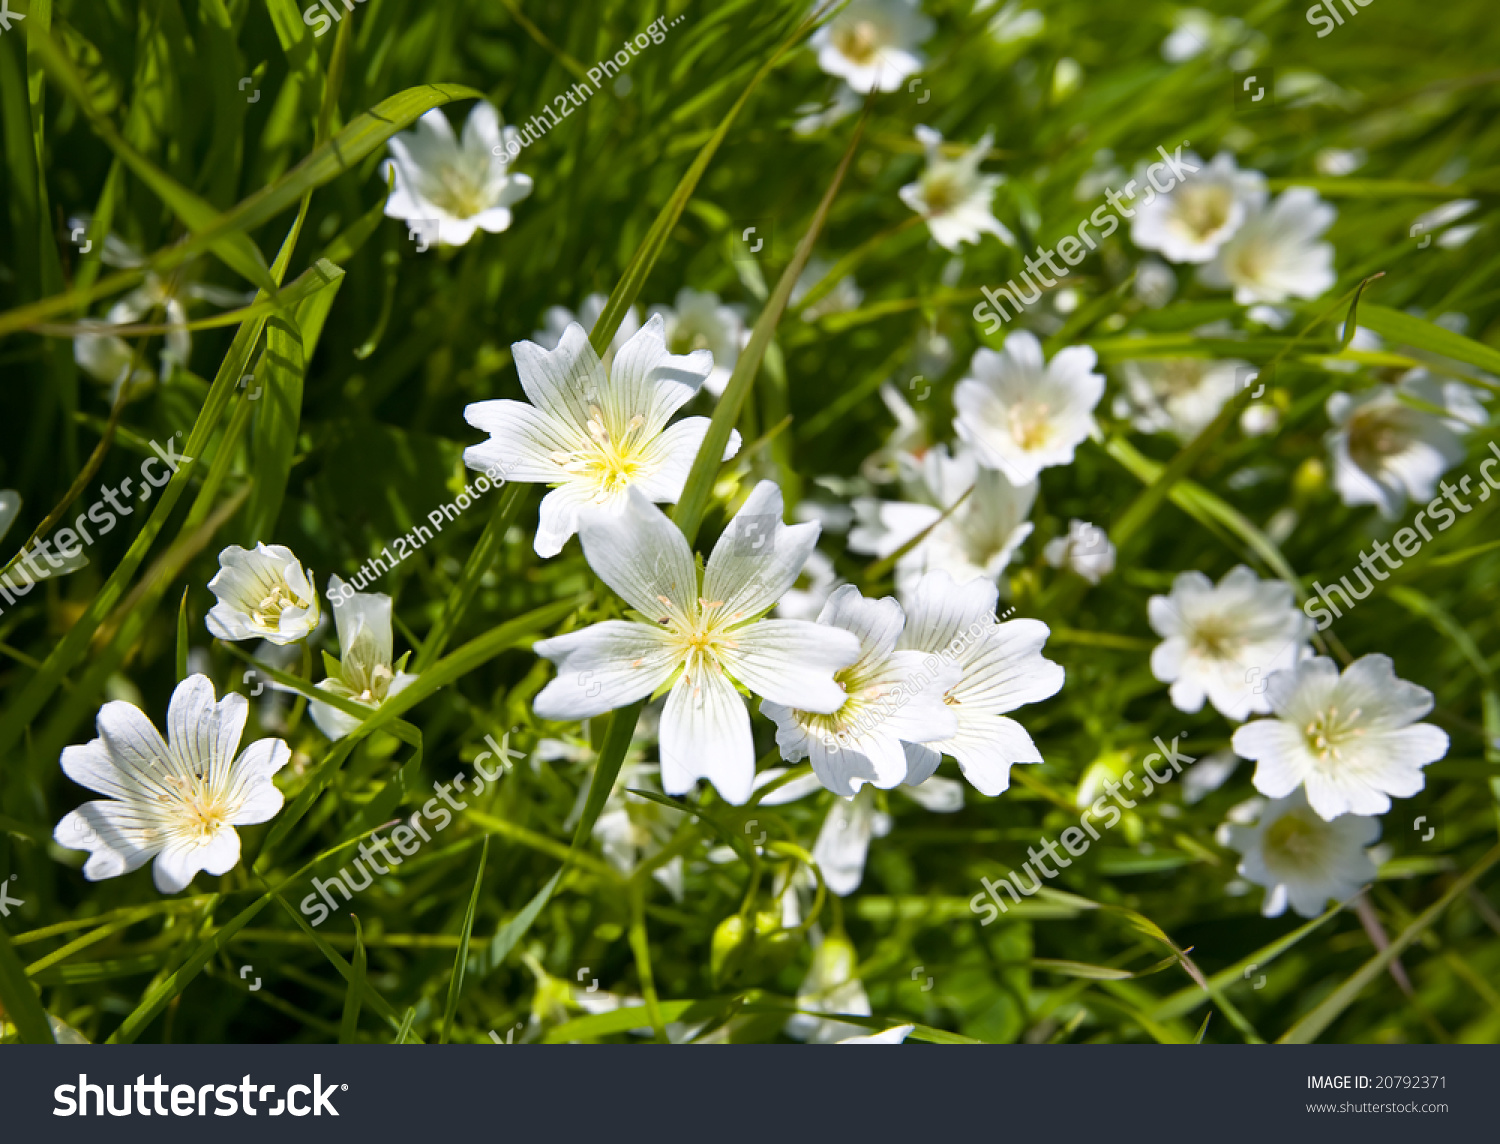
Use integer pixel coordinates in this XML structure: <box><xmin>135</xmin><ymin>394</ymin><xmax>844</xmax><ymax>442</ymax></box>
<box><xmin>469</xmin><ymin>869</ymin><xmax>564</xmax><ymax>981</ymax></box>
<box><xmin>1359</xmin><ymin>303</ymin><xmax>1500</xmax><ymax>385</ymax></box>
<box><xmin>175</xmin><ymin>587</ymin><xmax>190</xmax><ymax>682</ymax></box>
<box><xmin>0</xmin><ymin>925</ymin><xmax>55</xmax><ymax>1043</ymax></box>
<box><xmin>441</xmin><ymin>837</ymin><xmax>489</xmax><ymax>1044</ymax></box>
<box><xmin>340</xmin><ymin>915</ymin><xmax>367</xmax><ymax>1044</ymax></box>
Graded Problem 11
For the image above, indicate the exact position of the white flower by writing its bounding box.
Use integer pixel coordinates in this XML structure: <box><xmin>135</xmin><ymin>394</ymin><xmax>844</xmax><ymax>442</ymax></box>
<box><xmin>837</xmin><ymin>1024</ymin><xmax>916</xmax><ymax>1044</ymax></box>
<box><xmin>897</xmin><ymin>572</ymin><xmax>1064</xmax><ymax>796</ymax></box>
<box><xmin>1324</xmin><ymin>380</ymin><xmax>1469</xmax><ymax>519</ymax></box>
<box><xmin>533</xmin><ymin>293</ymin><xmax>641</xmax><ymax>364</ymax></box>
<box><xmin>762</xmin><ymin>585</ymin><xmax>960</xmax><ymax>796</ymax></box>
<box><xmin>205</xmin><ymin>543</ymin><xmax>321</xmax><ymax>645</ymax></box>
<box><xmin>775</xmin><ymin>548</ymin><xmax>843</xmax><ymax>621</ymax></box>
<box><xmin>1134</xmin><ymin>258</ymin><xmax>1177</xmax><ymax>308</ymax></box>
<box><xmin>985</xmin><ymin>1</ymin><xmax>1044</xmax><ymax>44</ymax></box>
<box><xmin>53</xmin><ymin>675</ymin><xmax>290</xmax><ymax>893</ymax></box>
<box><xmin>848</xmin><ymin>444</ymin><xmax>1036</xmax><ymax>597</ymax></box>
<box><xmin>953</xmin><ymin>331</ymin><xmax>1105</xmax><ymax>483</ymax></box>
<box><xmin>1130</xmin><ymin>153</ymin><xmax>1265</xmax><ymax>264</ymax></box>
<box><xmin>310</xmin><ymin>576</ymin><xmax>418</xmax><ymax>741</ymax></box>
<box><xmin>1117</xmin><ymin>356</ymin><xmax>1250</xmax><ymax>441</ymax></box>
<box><xmin>809</xmin><ymin>0</ymin><xmax>934</xmax><ymax>94</ymax></box>
<box><xmin>0</xmin><ymin>491</ymin><xmax>87</xmax><ymax>588</ymax></box>
<box><xmin>1043</xmin><ymin>519</ymin><xmax>1115</xmax><ymax>584</ymax></box>
<box><xmin>580</xmin><ymin>761</ymin><xmax>685</xmax><ymax>901</ymax></box>
<box><xmin>1148</xmin><ymin>566</ymin><xmax>1312</xmax><ymax>720</ymax></box>
<box><xmin>381</xmin><ymin>102</ymin><xmax>534</xmax><ymax>247</ymax></box>
<box><xmin>791</xmin><ymin>257</ymin><xmax>864</xmax><ymax>322</ymax></box>
<box><xmin>1200</xmin><ymin>188</ymin><xmax>1337</xmax><ymax>304</ymax></box>
<box><xmin>463</xmin><ymin>314</ymin><xmax>739</xmax><ymax>557</ymax></box>
<box><xmin>1232</xmin><ymin>654</ymin><xmax>1449</xmax><ymax>820</ymax></box>
<box><xmin>1225</xmin><ymin>789</ymin><xmax>1379</xmax><ymax>917</ymax></box>
<box><xmin>532</xmin><ymin>483</ymin><xmax>862</xmax><ymax>805</ymax></box>
<box><xmin>648</xmin><ymin>288</ymin><xmax>746</xmax><ymax>397</ymax></box>
<box><xmin>811</xmin><ymin>775</ymin><xmax>962</xmax><ymax>895</ymax></box>
<box><xmin>899</xmin><ymin>126</ymin><xmax>1014</xmax><ymax>251</ymax></box>
<box><xmin>859</xmin><ymin>383</ymin><xmax>931</xmax><ymax>484</ymax></box>
<box><xmin>785</xmin><ymin>934</ymin><xmax>871</xmax><ymax>1043</ymax></box>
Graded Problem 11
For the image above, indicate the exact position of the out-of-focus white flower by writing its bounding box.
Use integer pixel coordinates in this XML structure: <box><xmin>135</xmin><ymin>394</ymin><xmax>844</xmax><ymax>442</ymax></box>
<box><xmin>954</xmin><ymin>331</ymin><xmax>1105</xmax><ymax>483</ymax></box>
<box><xmin>381</xmin><ymin>102</ymin><xmax>533</xmax><ymax>247</ymax></box>
<box><xmin>1315</xmin><ymin>148</ymin><xmax>1366</xmax><ymax>177</ymax></box>
<box><xmin>792</xmin><ymin>257</ymin><xmax>864</xmax><ymax>323</ymax></box>
<box><xmin>837</xmin><ymin>1024</ymin><xmax>916</xmax><ymax>1043</ymax></box>
<box><xmin>848</xmin><ymin>444</ymin><xmax>1036</xmax><ymax>597</ymax></box>
<box><xmin>54</xmin><ymin>676</ymin><xmax>289</xmax><ymax>893</ymax></box>
<box><xmin>206</xmin><ymin>544</ymin><xmax>320</xmax><ymax>645</ymax></box>
<box><xmin>900</xmin><ymin>126</ymin><xmax>1014</xmax><ymax>252</ymax></box>
<box><xmin>984</xmin><ymin>1</ymin><xmax>1044</xmax><ymax>43</ymax></box>
<box><xmin>1160</xmin><ymin>8</ymin><xmax>1217</xmax><ymax>61</ymax></box>
<box><xmin>533</xmin><ymin>484</ymin><xmax>861</xmax><ymax>806</ymax></box>
<box><xmin>860</xmin><ymin>382</ymin><xmax>931</xmax><ymax>484</ymax></box>
<box><xmin>1324</xmin><ymin>378</ymin><xmax>1474</xmax><ymax>519</ymax></box>
<box><xmin>810</xmin><ymin>0</ymin><xmax>934</xmax><ymax>94</ymax></box>
<box><xmin>1118</xmin><ymin>357</ymin><xmax>1249</xmax><ymax>441</ymax></box>
<box><xmin>648</xmin><ymin>288</ymin><xmax>747</xmax><ymax>397</ymax></box>
<box><xmin>1240</xmin><ymin>402</ymin><xmax>1280</xmax><ymax>436</ymax></box>
<box><xmin>1043</xmin><ymin>519</ymin><xmax>1115</xmax><ymax>584</ymax></box>
<box><xmin>1225</xmin><ymin>789</ymin><xmax>1379</xmax><ymax>918</ymax></box>
<box><xmin>1131</xmin><ymin>153</ymin><xmax>1266</xmax><ymax>264</ymax></box>
<box><xmin>1232</xmin><ymin>655</ymin><xmax>1448</xmax><ymax>820</ymax></box>
<box><xmin>1409</xmin><ymin>200</ymin><xmax>1479</xmax><ymax>251</ymax></box>
<box><xmin>1200</xmin><ymin>189</ymin><xmax>1337</xmax><ymax>304</ymax></box>
<box><xmin>575</xmin><ymin>761</ymin><xmax>685</xmax><ymax>901</ymax></box>
<box><xmin>1148</xmin><ymin>566</ymin><xmax>1312</xmax><ymax>720</ymax></box>
<box><xmin>785</xmin><ymin>934</ymin><xmax>871</xmax><ymax>1043</ymax></box>
<box><xmin>792</xmin><ymin>86</ymin><xmax>864</xmax><ymax>136</ymax></box>
<box><xmin>776</xmin><ymin>548</ymin><xmax>843</xmax><ymax>621</ymax></box>
<box><xmin>763</xmin><ymin>586</ymin><xmax>959</xmax><ymax>796</ymax></box>
<box><xmin>310</xmin><ymin>576</ymin><xmax>418</xmax><ymax>741</ymax></box>
<box><xmin>1181</xmin><ymin>749</ymin><xmax>1240</xmax><ymax>805</ymax></box>
<box><xmin>897</xmin><ymin>572</ymin><xmax>1064</xmax><ymax>796</ymax></box>
<box><xmin>532</xmin><ymin>293</ymin><xmax>641</xmax><ymax>364</ymax></box>
<box><xmin>811</xmin><ymin>785</ymin><xmax>892</xmax><ymax>895</ymax></box>
<box><xmin>1134</xmin><ymin>258</ymin><xmax>1177</xmax><ymax>308</ymax></box>
<box><xmin>463</xmin><ymin>316</ymin><xmax>737</xmax><ymax>557</ymax></box>
<box><xmin>67</xmin><ymin>222</ymin><xmax>250</xmax><ymax>397</ymax></box>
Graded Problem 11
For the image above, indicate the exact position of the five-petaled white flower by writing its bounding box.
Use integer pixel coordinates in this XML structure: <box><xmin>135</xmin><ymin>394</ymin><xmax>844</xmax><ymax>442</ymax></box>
<box><xmin>1149</xmin><ymin>566</ymin><xmax>1312</xmax><ymax>720</ymax></box>
<box><xmin>1231</xmin><ymin>654</ymin><xmax>1449</xmax><ymax>820</ymax></box>
<box><xmin>1224</xmin><ymin>789</ymin><xmax>1380</xmax><ymax>918</ymax></box>
<box><xmin>463</xmin><ymin>315</ymin><xmax>740</xmax><ymax>557</ymax></box>
<box><xmin>848</xmin><ymin>444</ymin><xmax>1036</xmax><ymax>597</ymax></box>
<box><xmin>897</xmin><ymin>571</ymin><xmax>1064</xmax><ymax>796</ymax></box>
<box><xmin>310</xmin><ymin>576</ymin><xmax>418</xmax><ymax>741</ymax></box>
<box><xmin>953</xmin><ymin>331</ymin><xmax>1105</xmax><ymax>483</ymax></box>
<box><xmin>899</xmin><ymin>126</ymin><xmax>1014</xmax><ymax>251</ymax></box>
<box><xmin>382</xmin><ymin>102</ymin><xmax>534</xmax><ymax>247</ymax></box>
<box><xmin>1116</xmin><ymin>356</ymin><xmax>1251</xmax><ymax>441</ymax></box>
<box><xmin>810</xmin><ymin>0</ymin><xmax>934</xmax><ymax>94</ymax></box>
<box><xmin>532</xmin><ymin>483</ymin><xmax>862</xmax><ymax>805</ymax></box>
<box><xmin>762</xmin><ymin>585</ymin><xmax>960</xmax><ymax>796</ymax></box>
<box><xmin>54</xmin><ymin>675</ymin><xmax>290</xmax><ymax>893</ymax></box>
<box><xmin>1043</xmin><ymin>519</ymin><xmax>1116</xmax><ymax>585</ymax></box>
<box><xmin>205</xmin><ymin>543</ymin><xmax>321</xmax><ymax>645</ymax></box>
<box><xmin>648</xmin><ymin>288</ymin><xmax>746</xmax><ymax>398</ymax></box>
<box><xmin>1130</xmin><ymin>152</ymin><xmax>1265</xmax><ymax>264</ymax></box>
<box><xmin>1324</xmin><ymin>378</ymin><xmax>1471</xmax><ymax>519</ymax></box>
<box><xmin>1200</xmin><ymin>188</ymin><xmax>1337</xmax><ymax>304</ymax></box>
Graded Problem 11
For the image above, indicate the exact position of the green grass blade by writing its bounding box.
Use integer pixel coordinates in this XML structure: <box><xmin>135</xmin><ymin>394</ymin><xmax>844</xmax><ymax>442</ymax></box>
<box><xmin>339</xmin><ymin>915</ymin><xmax>367</xmax><ymax>1044</ymax></box>
<box><xmin>441</xmin><ymin>836</ymin><xmax>489</xmax><ymax>1043</ymax></box>
<box><xmin>0</xmin><ymin>924</ymin><xmax>56</xmax><ymax>1043</ymax></box>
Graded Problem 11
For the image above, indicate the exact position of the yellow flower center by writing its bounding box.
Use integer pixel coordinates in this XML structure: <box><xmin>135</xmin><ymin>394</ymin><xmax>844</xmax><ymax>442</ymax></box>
<box><xmin>430</xmin><ymin>162</ymin><xmax>492</xmax><ymax>220</ymax></box>
<box><xmin>551</xmin><ymin>406</ymin><xmax>652</xmax><ymax>502</ymax></box>
<box><xmin>251</xmin><ymin>582</ymin><xmax>302</xmax><ymax>630</ymax></box>
<box><xmin>833</xmin><ymin>19</ymin><xmax>884</xmax><ymax>65</ymax></box>
<box><xmin>1303</xmin><ymin>704</ymin><xmax>1365</xmax><ymax>765</ymax></box>
<box><xmin>1008</xmin><ymin>402</ymin><xmax>1054</xmax><ymax>451</ymax></box>
<box><xmin>1176</xmin><ymin>185</ymin><xmax>1233</xmax><ymax>240</ymax></box>
<box><xmin>1263</xmin><ymin>810</ymin><xmax>1326</xmax><ymax>867</ymax></box>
